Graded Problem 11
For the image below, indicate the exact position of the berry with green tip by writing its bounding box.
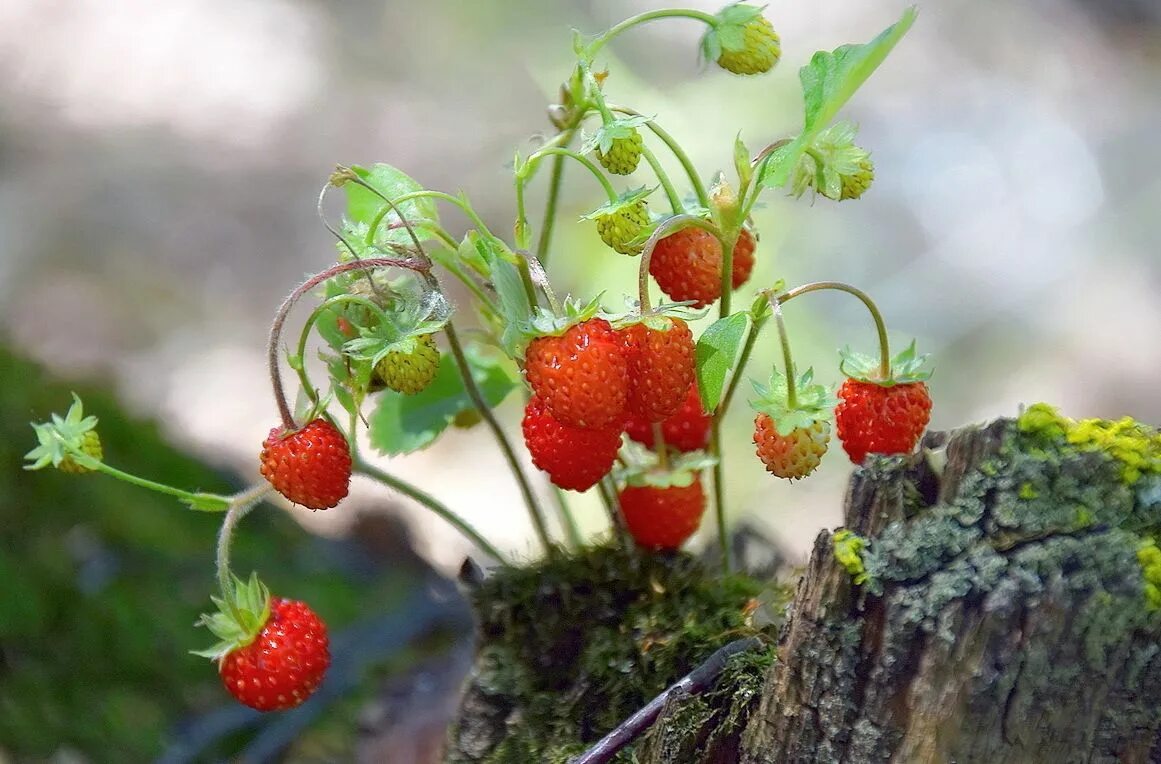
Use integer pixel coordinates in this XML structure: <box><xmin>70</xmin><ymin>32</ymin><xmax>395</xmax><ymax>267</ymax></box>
<box><xmin>833</xmin><ymin>343</ymin><xmax>933</xmax><ymax>464</ymax></box>
<box><xmin>24</xmin><ymin>393</ymin><xmax>104</xmax><ymax>474</ymax></box>
<box><xmin>219</xmin><ymin>597</ymin><xmax>331</xmax><ymax>712</ymax></box>
<box><xmin>525</xmin><ymin>317</ymin><xmax>629</xmax><ymax>430</ymax></box>
<box><xmin>618</xmin><ymin>317</ymin><xmax>695</xmax><ymax>423</ymax></box>
<box><xmin>716</xmin><ymin>15</ymin><xmax>781</xmax><ymax>76</ymax></box>
<box><xmin>619</xmin><ymin>473</ymin><xmax>705</xmax><ymax>550</ymax></box>
<box><xmin>595</xmin><ymin>129</ymin><xmax>643</xmax><ymax>175</ymax></box>
<box><xmin>754</xmin><ymin>416</ymin><xmax>830</xmax><ymax>480</ymax></box>
<box><xmin>374</xmin><ymin>333</ymin><xmax>440</xmax><ymax>395</ymax></box>
<box><xmin>522</xmin><ymin>396</ymin><xmax>621</xmax><ymax>491</ymax></box>
<box><xmin>625</xmin><ymin>385</ymin><xmax>711</xmax><ymax>453</ymax></box>
<box><xmin>648</xmin><ymin>226</ymin><xmax>756</xmax><ymax>308</ymax></box>
<box><xmin>259</xmin><ymin>418</ymin><xmax>352</xmax><ymax>510</ymax></box>
<box><xmin>597</xmin><ymin>200</ymin><xmax>649</xmax><ymax>255</ymax></box>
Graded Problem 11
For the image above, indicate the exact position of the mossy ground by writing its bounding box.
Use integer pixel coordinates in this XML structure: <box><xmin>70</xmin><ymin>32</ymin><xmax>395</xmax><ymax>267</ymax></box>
<box><xmin>459</xmin><ymin>543</ymin><xmax>781</xmax><ymax>762</ymax></box>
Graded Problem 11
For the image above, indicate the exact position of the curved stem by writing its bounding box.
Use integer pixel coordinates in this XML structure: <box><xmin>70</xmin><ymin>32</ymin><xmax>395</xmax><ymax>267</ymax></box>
<box><xmin>609</xmin><ymin>105</ymin><xmax>710</xmax><ymax>209</ymax></box>
<box><xmin>770</xmin><ymin>296</ymin><xmax>797</xmax><ymax>408</ymax></box>
<box><xmin>740</xmin><ymin>138</ymin><xmax>791</xmax><ymax>222</ymax></box>
<box><xmin>517</xmin><ymin>249</ymin><xmax>562</xmax><ymax>315</ymax></box>
<box><xmin>779</xmin><ymin>281</ymin><xmax>891</xmax><ymax>378</ymax></box>
<box><xmin>585</xmin><ymin>8</ymin><xmax>718</xmax><ymax>61</ymax></box>
<box><xmin>444</xmin><ymin>321</ymin><xmax>555</xmax><ymax>555</ymax></box>
<box><xmin>267</xmin><ymin>257</ymin><xmax>428</xmax><ymax>430</ymax></box>
<box><xmin>710</xmin><ymin>424</ymin><xmax>731</xmax><ymax>573</ymax></box>
<box><xmin>536</xmin><ymin>129</ymin><xmax>575</xmax><ymax>265</ymax></box>
<box><xmin>640</xmin><ymin>145</ymin><xmax>682</xmax><ymax>214</ymax></box>
<box><xmin>87</xmin><ymin>460</ymin><xmax>230</xmax><ymax>511</ymax></box>
<box><xmin>292</xmin><ymin>293</ymin><xmax>387</xmax><ymax>410</ymax></box>
<box><xmin>214</xmin><ymin>489</ymin><xmax>270</xmax><ymax>598</ymax></box>
<box><xmin>529</xmin><ymin>146</ymin><xmax>617</xmax><ymax>202</ymax></box>
<box><xmin>353</xmin><ymin>458</ymin><xmax>506</xmax><ymax>563</ymax></box>
<box><xmin>637</xmin><ymin>215</ymin><xmax>720</xmax><ymax>313</ymax></box>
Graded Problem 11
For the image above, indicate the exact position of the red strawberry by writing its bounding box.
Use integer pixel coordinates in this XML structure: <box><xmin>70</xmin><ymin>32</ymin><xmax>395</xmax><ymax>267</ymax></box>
<box><xmin>648</xmin><ymin>227</ymin><xmax>756</xmax><ymax>308</ymax></box>
<box><xmin>625</xmin><ymin>384</ymin><xmax>711</xmax><ymax>453</ymax></box>
<box><xmin>220</xmin><ymin>597</ymin><xmax>331</xmax><ymax>712</ymax></box>
<box><xmin>618</xmin><ymin>473</ymin><xmax>705</xmax><ymax>550</ymax></box>
<box><xmin>522</xmin><ymin>396</ymin><xmax>621</xmax><ymax>491</ymax></box>
<box><xmin>259</xmin><ymin>418</ymin><xmax>352</xmax><ymax>510</ymax></box>
<box><xmin>833</xmin><ymin>343</ymin><xmax>933</xmax><ymax>464</ymax></box>
<box><xmin>525</xmin><ymin>317</ymin><xmax>629</xmax><ymax>430</ymax></box>
<box><xmin>618</xmin><ymin>317</ymin><xmax>695</xmax><ymax>422</ymax></box>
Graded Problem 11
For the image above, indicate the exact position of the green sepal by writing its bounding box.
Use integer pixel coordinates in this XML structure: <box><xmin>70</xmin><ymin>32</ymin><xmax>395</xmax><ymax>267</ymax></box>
<box><xmin>749</xmin><ymin>367</ymin><xmax>836</xmax><ymax>436</ymax></box>
<box><xmin>340</xmin><ymin>288</ymin><xmax>450</xmax><ymax>367</ymax></box>
<box><xmin>579</xmin><ymin>186</ymin><xmax>655</xmax><ymax>220</ymax></box>
<box><xmin>509</xmin><ymin>295</ymin><xmax>627</xmax><ymax>359</ymax></box>
<box><xmin>191</xmin><ymin>573</ymin><xmax>271</xmax><ymax>663</ymax></box>
<box><xmin>838</xmin><ymin>340</ymin><xmax>932</xmax><ymax>385</ymax></box>
<box><xmin>581</xmin><ymin>115</ymin><xmax>650</xmax><ymax>155</ymax></box>
<box><xmin>615</xmin><ymin>445</ymin><xmax>717</xmax><ymax>489</ymax></box>
<box><xmin>699</xmin><ymin>3</ymin><xmax>766</xmax><ymax>63</ymax></box>
<box><xmin>734</xmin><ymin>133</ymin><xmax>753</xmax><ymax>188</ymax></box>
<box><xmin>790</xmin><ymin>122</ymin><xmax>872</xmax><ymax>201</ymax></box>
<box><xmin>24</xmin><ymin>393</ymin><xmax>101</xmax><ymax>471</ymax></box>
<box><xmin>336</xmin><ymin>164</ymin><xmax>441</xmax><ymax>252</ymax></box>
<box><xmin>611</xmin><ymin>301</ymin><xmax>709</xmax><ymax>331</ymax></box>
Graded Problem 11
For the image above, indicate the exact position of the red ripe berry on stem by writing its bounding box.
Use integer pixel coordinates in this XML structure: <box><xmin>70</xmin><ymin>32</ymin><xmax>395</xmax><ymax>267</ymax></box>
<box><xmin>833</xmin><ymin>342</ymin><xmax>933</xmax><ymax>464</ymax></box>
<box><xmin>749</xmin><ymin>367</ymin><xmax>835</xmax><ymax>480</ymax></box>
<box><xmin>618</xmin><ymin>473</ymin><xmax>706</xmax><ymax>550</ymax></box>
<box><xmin>648</xmin><ymin>227</ymin><xmax>756</xmax><ymax>308</ymax></box>
<box><xmin>259</xmin><ymin>418</ymin><xmax>352</xmax><ymax>510</ymax></box>
<box><xmin>625</xmin><ymin>384</ymin><xmax>712</xmax><ymax>453</ymax></box>
<box><xmin>220</xmin><ymin>597</ymin><xmax>330</xmax><ymax>712</ymax></box>
<box><xmin>525</xmin><ymin>317</ymin><xmax>629</xmax><ymax>430</ymax></box>
<box><xmin>522</xmin><ymin>396</ymin><xmax>621</xmax><ymax>492</ymax></box>
<box><xmin>618</xmin><ymin>317</ymin><xmax>695</xmax><ymax>423</ymax></box>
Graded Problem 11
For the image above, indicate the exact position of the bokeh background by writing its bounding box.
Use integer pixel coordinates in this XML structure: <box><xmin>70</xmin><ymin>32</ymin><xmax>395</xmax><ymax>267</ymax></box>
<box><xmin>2</xmin><ymin>0</ymin><xmax>1159</xmax><ymax>760</ymax></box>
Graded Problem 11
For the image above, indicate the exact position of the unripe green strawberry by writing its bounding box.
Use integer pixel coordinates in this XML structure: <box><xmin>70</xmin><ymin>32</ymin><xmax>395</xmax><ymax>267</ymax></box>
<box><xmin>754</xmin><ymin>415</ymin><xmax>830</xmax><ymax>480</ymax></box>
<box><xmin>716</xmin><ymin>16</ymin><xmax>781</xmax><ymax>76</ymax></box>
<box><xmin>595</xmin><ymin>129</ymin><xmax>643</xmax><ymax>175</ymax></box>
<box><xmin>840</xmin><ymin>156</ymin><xmax>875</xmax><ymax>200</ymax></box>
<box><xmin>597</xmin><ymin>200</ymin><xmax>649</xmax><ymax>255</ymax></box>
<box><xmin>374</xmin><ymin>334</ymin><xmax>440</xmax><ymax>395</ymax></box>
<box><xmin>58</xmin><ymin>430</ymin><xmax>103</xmax><ymax>474</ymax></box>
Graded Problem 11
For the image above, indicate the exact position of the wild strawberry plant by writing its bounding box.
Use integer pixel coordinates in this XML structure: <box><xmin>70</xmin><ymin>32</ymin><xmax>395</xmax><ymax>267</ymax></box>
<box><xmin>24</xmin><ymin>4</ymin><xmax>930</xmax><ymax>713</ymax></box>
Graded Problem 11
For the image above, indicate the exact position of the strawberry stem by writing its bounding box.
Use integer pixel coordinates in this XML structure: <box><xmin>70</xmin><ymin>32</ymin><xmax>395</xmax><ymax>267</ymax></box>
<box><xmin>267</xmin><ymin>257</ymin><xmax>429</xmax><ymax>430</ymax></box>
<box><xmin>597</xmin><ymin>476</ymin><xmax>633</xmax><ymax>553</ymax></box>
<box><xmin>550</xmin><ymin>487</ymin><xmax>584</xmax><ymax>550</ymax></box>
<box><xmin>535</xmin><ymin>128</ymin><xmax>576</xmax><ymax>266</ymax></box>
<box><xmin>444</xmin><ymin>320</ymin><xmax>556</xmax><ymax>555</ymax></box>
<box><xmin>584</xmin><ymin>8</ymin><xmax>718</xmax><ymax>61</ymax></box>
<box><xmin>637</xmin><ymin>214</ymin><xmax>720</xmax><ymax>314</ymax></box>
<box><xmin>609</xmin><ymin>105</ymin><xmax>710</xmax><ymax>209</ymax></box>
<box><xmin>770</xmin><ymin>296</ymin><xmax>798</xmax><ymax>408</ymax></box>
<box><xmin>639</xmin><ymin>145</ymin><xmax>682</xmax><ymax>214</ymax></box>
<box><xmin>779</xmin><ymin>281</ymin><xmax>891</xmax><ymax>379</ymax></box>
<box><xmin>651</xmin><ymin>422</ymin><xmax>670</xmax><ymax>469</ymax></box>
<box><xmin>526</xmin><ymin>146</ymin><xmax>618</xmax><ymax>202</ymax></box>
<box><xmin>517</xmin><ymin>248</ymin><xmax>562</xmax><ymax>315</ymax></box>
<box><xmin>214</xmin><ymin>484</ymin><xmax>273</xmax><ymax>600</ymax></box>
<box><xmin>709</xmin><ymin>426</ymin><xmax>732</xmax><ymax>573</ymax></box>
<box><xmin>353</xmin><ymin>457</ymin><xmax>507</xmax><ymax>563</ymax></box>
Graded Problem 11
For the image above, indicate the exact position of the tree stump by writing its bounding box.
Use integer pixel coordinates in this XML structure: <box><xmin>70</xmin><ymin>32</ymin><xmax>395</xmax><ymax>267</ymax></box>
<box><xmin>447</xmin><ymin>416</ymin><xmax>1161</xmax><ymax>763</ymax></box>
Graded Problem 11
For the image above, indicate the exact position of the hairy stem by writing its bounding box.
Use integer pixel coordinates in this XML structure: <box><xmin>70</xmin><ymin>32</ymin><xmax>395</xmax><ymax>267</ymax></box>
<box><xmin>780</xmin><ymin>281</ymin><xmax>891</xmax><ymax>378</ymax></box>
<box><xmin>585</xmin><ymin>8</ymin><xmax>718</xmax><ymax>61</ymax></box>
<box><xmin>609</xmin><ymin>105</ymin><xmax>710</xmax><ymax>209</ymax></box>
<box><xmin>637</xmin><ymin>215</ymin><xmax>720</xmax><ymax>313</ymax></box>
<box><xmin>535</xmin><ymin>129</ymin><xmax>575</xmax><ymax>265</ymax></box>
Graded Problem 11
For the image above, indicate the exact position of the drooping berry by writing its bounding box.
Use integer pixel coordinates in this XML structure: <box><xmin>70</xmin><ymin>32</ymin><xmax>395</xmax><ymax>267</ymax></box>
<box><xmin>259</xmin><ymin>418</ymin><xmax>352</xmax><ymax>510</ymax></box>
<box><xmin>648</xmin><ymin>226</ymin><xmax>756</xmax><ymax>308</ymax></box>
<box><xmin>219</xmin><ymin>597</ymin><xmax>331</xmax><ymax>712</ymax></box>
<box><xmin>749</xmin><ymin>367</ymin><xmax>835</xmax><ymax>480</ymax></box>
<box><xmin>619</xmin><ymin>474</ymin><xmax>706</xmax><ymax>550</ymax></box>
<box><xmin>716</xmin><ymin>15</ymin><xmax>781</xmax><ymax>76</ymax></box>
<box><xmin>833</xmin><ymin>343</ymin><xmax>933</xmax><ymax>464</ymax></box>
<box><xmin>595</xmin><ymin>129</ymin><xmax>644</xmax><ymax>175</ymax></box>
<box><xmin>525</xmin><ymin>317</ymin><xmax>629</xmax><ymax>430</ymax></box>
<box><xmin>754</xmin><ymin>415</ymin><xmax>830</xmax><ymax>480</ymax></box>
<box><xmin>618</xmin><ymin>317</ymin><xmax>695</xmax><ymax>423</ymax></box>
<box><xmin>597</xmin><ymin>200</ymin><xmax>649</xmax><ymax>255</ymax></box>
<box><xmin>522</xmin><ymin>396</ymin><xmax>621</xmax><ymax>491</ymax></box>
<box><xmin>625</xmin><ymin>384</ymin><xmax>712</xmax><ymax>453</ymax></box>
<box><xmin>374</xmin><ymin>333</ymin><xmax>440</xmax><ymax>395</ymax></box>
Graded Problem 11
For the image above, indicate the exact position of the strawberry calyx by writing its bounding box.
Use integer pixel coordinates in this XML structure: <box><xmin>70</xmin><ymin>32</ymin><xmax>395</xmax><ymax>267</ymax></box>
<box><xmin>699</xmin><ymin>3</ymin><xmax>767</xmax><ymax>63</ymax></box>
<box><xmin>611</xmin><ymin>302</ymin><xmax>708</xmax><ymax>331</ymax></box>
<box><xmin>579</xmin><ymin>185</ymin><xmax>655</xmax><ymax>221</ymax></box>
<box><xmin>192</xmin><ymin>573</ymin><xmax>272</xmax><ymax>664</ymax></box>
<box><xmin>581</xmin><ymin>114</ymin><xmax>650</xmax><ymax>156</ymax></box>
<box><xmin>615</xmin><ymin>444</ymin><xmax>717</xmax><ymax>488</ymax></box>
<box><xmin>24</xmin><ymin>393</ymin><xmax>104</xmax><ymax>473</ymax></box>
<box><xmin>839</xmin><ymin>340</ymin><xmax>931</xmax><ymax>387</ymax></box>
<box><xmin>749</xmin><ymin>367</ymin><xmax>836</xmax><ymax>437</ymax></box>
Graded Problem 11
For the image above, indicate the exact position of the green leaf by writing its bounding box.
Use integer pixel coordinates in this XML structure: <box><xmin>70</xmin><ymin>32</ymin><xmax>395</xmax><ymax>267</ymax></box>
<box><xmin>761</xmin><ymin>7</ymin><xmax>915</xmax><ymax>189</ymax></box>
<box><xmin>368</xmin><ymin>346</ymin><xmax>518</xmax><ymax>456</ymax></box>
<box><xmin>342</xmin><ymin>163</ymin><xmax>441</xmax><ymax>247</ymax></box>
<box><xmin>695</xmin><ymin>312</ymin><xmax>752</xmax><ymax>412</ymax></box>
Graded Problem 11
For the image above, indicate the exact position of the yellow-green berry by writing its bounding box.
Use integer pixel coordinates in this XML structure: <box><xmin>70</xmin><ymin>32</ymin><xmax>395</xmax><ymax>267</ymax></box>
<box><xmin>595</xmin><ymin>130</ymin><xmax>643</xmax><ymax>175</ymax></box>
<box><xmin>375</xmin><ymin>334</ymin><xmax>440</xmax><ymax>395</ymax></box>
<box><xmin>59</xmin><ymin>430</ymin><xmax>103</xmax><ymax>474</ymax></box>
<box><xmin>717</xmin><ymin>17</ymin><xmax>781</xmax><ymax>76</ymax></box>
<box><xmin>840</xmin><ymin>156</ymin><xmax>875</xmax><ymax>200</ymax></box>
<box><xmin>596</xmin><ymin>201</ymin><xmax>649</xmax><ymax>255</ymax></box>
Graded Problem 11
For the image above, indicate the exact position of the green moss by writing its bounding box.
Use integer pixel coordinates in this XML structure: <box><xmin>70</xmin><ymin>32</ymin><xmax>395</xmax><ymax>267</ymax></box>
<box><xmin>833</xmin><ymin>530</ymin><xmax>869</xmax><ymax>585</ymax></box>
<box><xmin>1138</xmin><ymin>539</ymin><xmax>1161</xmax><ymax>611</ymax></box>
<box><xmin>1017</xmin><ymin>403</ymin><xmax>1161</xmax><ymax>486</ymax></box>
<box><xmin>462</xmin><ymin>543</ymin><xmax>770</xmax><ymax>761</ymax></box>
<box><xmin>1018</xmin><ymin>482</ymin><xmax>1039</xmax><ymax>500</ymax></box>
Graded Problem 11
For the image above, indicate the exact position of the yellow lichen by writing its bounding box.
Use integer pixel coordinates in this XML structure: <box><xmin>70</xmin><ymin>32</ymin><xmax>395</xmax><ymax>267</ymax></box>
<box><xmin>1018</xmin><ymin>403</ymin><xmax>1160</xmax><ymax>485</ymax></box>
<box><xmin>833</xmin><ymin>529</ymin><xmax>868</xmax><ymax>585</ymax></box>
<box><xmin>1137</xmin><ymin>539</ymin><xmax>1161</xmax><ymax>611</ymax></box>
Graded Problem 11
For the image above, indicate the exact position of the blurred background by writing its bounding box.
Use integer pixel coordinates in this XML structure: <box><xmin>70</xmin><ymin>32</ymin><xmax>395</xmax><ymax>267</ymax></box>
<box><xmin>1</xmin><ymin>0</ymin><xmax>1159</xmax><ymax>760</ymax></box>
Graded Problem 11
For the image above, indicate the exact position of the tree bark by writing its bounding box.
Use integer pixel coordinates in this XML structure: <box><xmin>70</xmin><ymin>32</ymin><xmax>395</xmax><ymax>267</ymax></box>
<box><xmin>447</xmin><ymin>419</ymin><xmax>1161</xmax><ymax>763</ymax></box>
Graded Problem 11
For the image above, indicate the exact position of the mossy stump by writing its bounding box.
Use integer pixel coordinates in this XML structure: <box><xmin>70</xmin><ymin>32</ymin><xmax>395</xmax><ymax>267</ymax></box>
<box><xmin>446</xmin><ymin>417</ymin><xmax>1161</xmax><ymax>763</ymax></box>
